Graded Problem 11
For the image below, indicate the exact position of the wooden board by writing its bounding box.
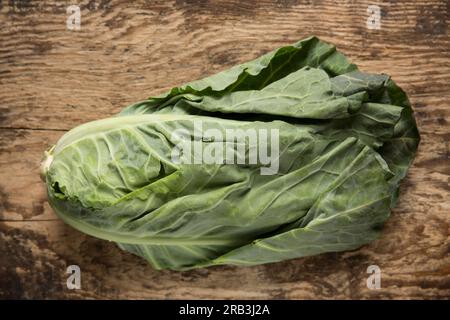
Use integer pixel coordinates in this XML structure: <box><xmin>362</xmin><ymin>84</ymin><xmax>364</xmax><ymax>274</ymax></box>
<box><xmin>1</xmin><ymin>0</ymin><xmax>449</xmax><ymax>299</ymax></box>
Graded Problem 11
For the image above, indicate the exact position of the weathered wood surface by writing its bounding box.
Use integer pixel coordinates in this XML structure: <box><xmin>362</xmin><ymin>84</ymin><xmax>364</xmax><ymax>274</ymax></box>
<box><xmin>0</xmin><ymin>0</ymin><xmax>449</xmax><ymax>299</ymax></box>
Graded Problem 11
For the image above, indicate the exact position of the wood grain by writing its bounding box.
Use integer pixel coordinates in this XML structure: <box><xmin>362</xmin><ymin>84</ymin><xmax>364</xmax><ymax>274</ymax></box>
<box><xmin>0</xmin><ymin>0</ymin><xmax>449</xmax><ymax>299</ymax></box>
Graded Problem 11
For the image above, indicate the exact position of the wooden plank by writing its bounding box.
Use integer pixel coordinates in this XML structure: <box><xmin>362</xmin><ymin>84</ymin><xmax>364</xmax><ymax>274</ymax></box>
<box><xmin>1</xmin><ymin>210</ymin><xmax>449</xmax><ymax>299</ymax></box>
<box><xmin>0</xmin><ymin>0</ymin><xmax>449</xmax><ymax>299</ymax></box>
<box><xmin>0</xmin><ymin>117</ymin><xmax>448</xmax><ymax>299</ymax></box>
<box><xmin>0</xmin><ymin>0</ymin><xmax>449</xmax><ymax>130</ymax></box>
